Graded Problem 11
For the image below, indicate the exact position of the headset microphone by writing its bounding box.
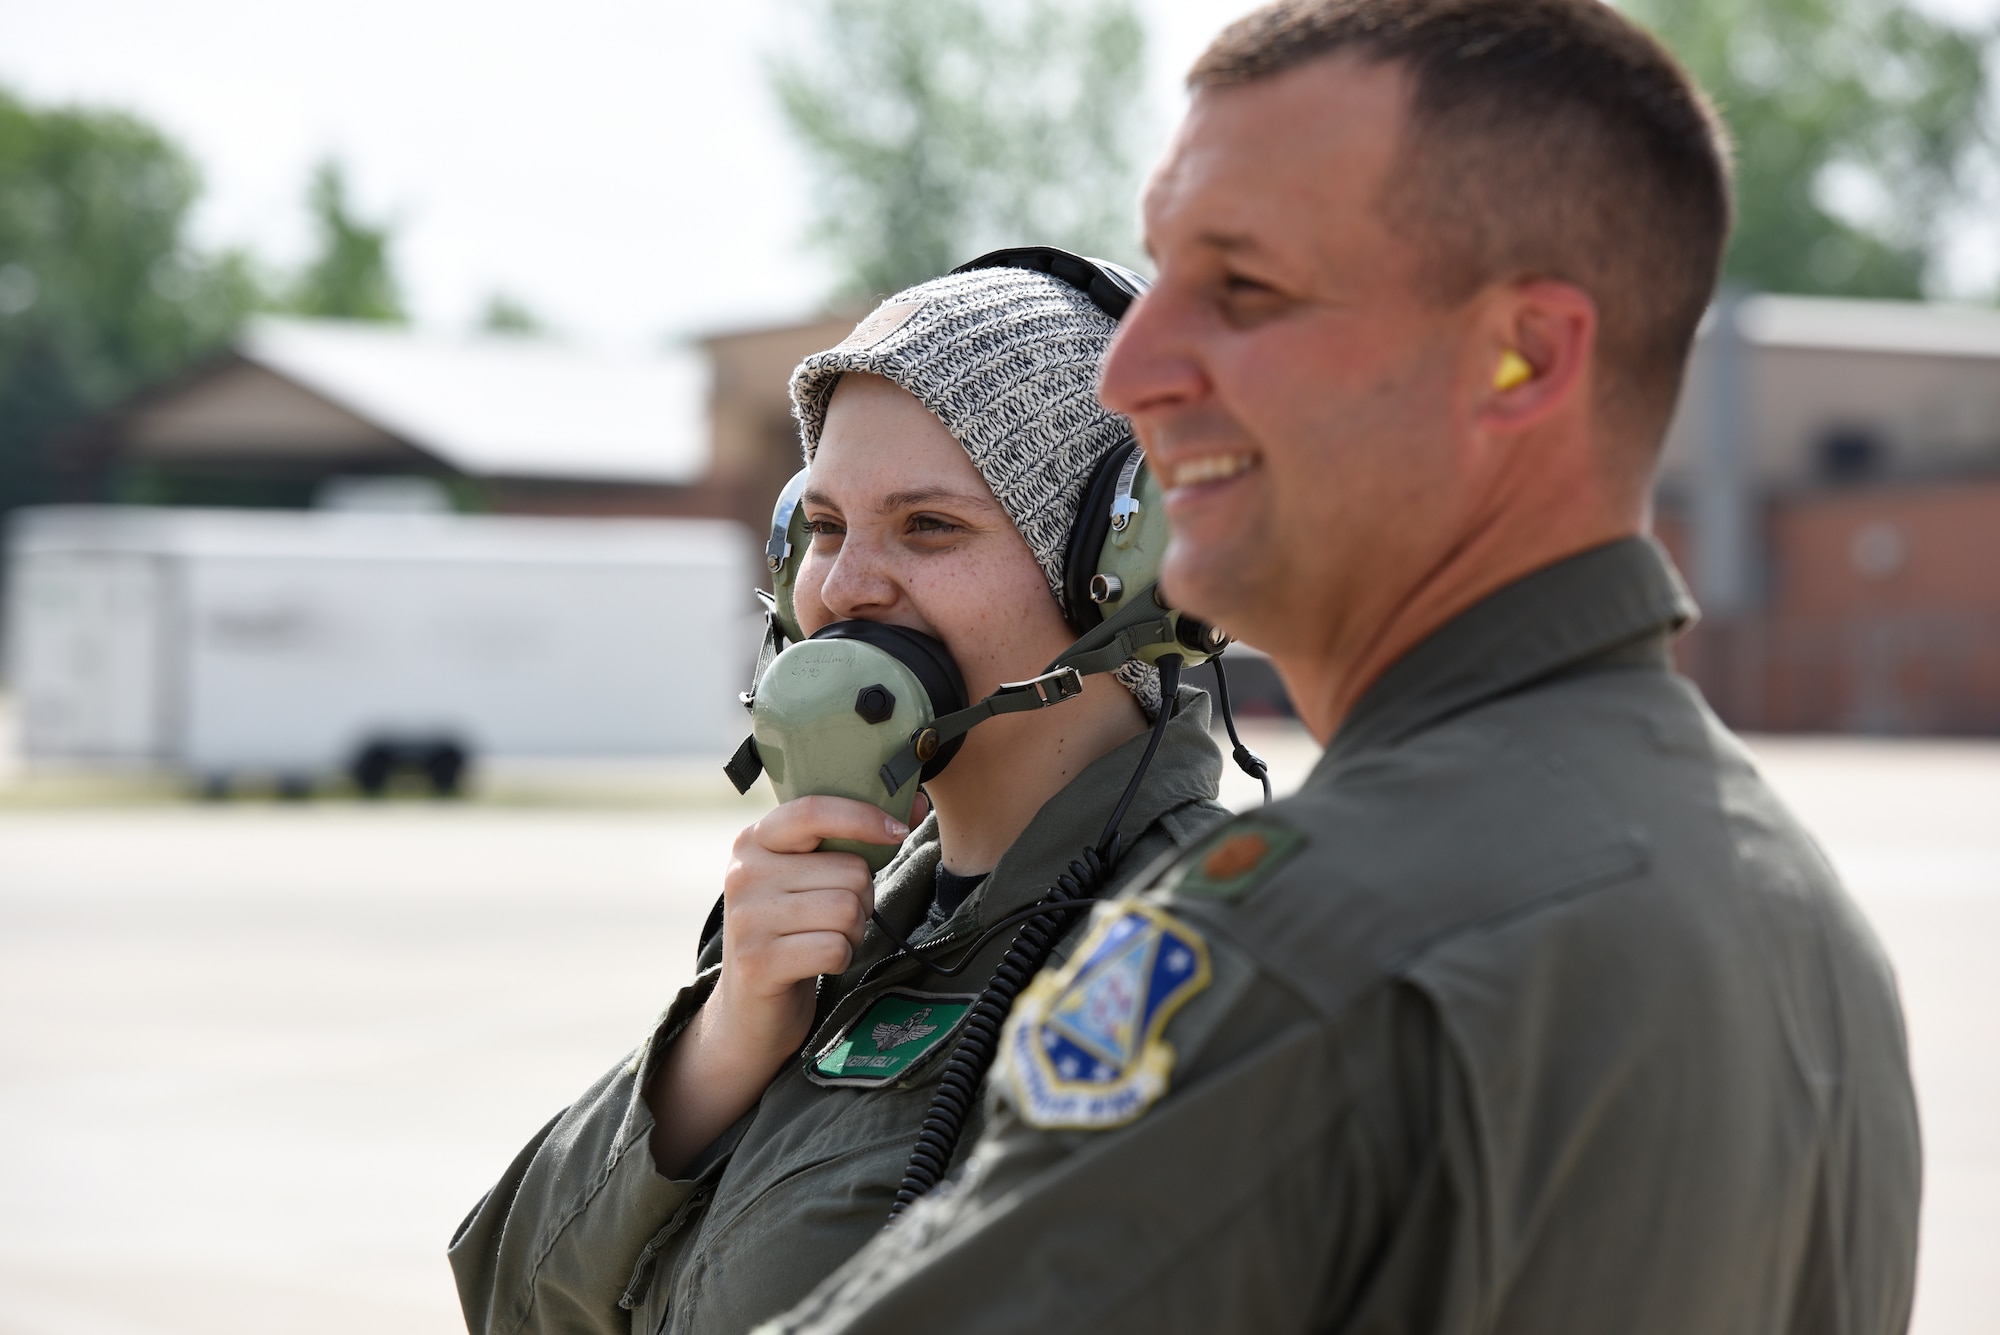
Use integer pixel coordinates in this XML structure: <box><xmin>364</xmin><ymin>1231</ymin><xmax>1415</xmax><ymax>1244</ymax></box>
<box><xmin>724</xmin><ymin>442</ymin><xmax>1233</xmax><ymax>867</ymax></box>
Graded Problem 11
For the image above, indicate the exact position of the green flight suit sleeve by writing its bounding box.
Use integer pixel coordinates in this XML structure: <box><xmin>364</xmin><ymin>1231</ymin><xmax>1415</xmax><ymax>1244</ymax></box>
<box><xmin>760</xmin><ymin>968</ymin><xmax>1484</xmax><ymax>1335</ymax></box>
<box><xmin>449</xmin><ymin>965</ymin><xmax>746</xmax><ymax>1335</ymax></box>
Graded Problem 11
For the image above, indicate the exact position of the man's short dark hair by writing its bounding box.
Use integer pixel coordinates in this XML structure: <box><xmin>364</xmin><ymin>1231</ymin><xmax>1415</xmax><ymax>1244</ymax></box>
<box><xmin>1191</xmin><ymin>0</ymin><xmax>1733</xmax><ymax>457</ymax></box>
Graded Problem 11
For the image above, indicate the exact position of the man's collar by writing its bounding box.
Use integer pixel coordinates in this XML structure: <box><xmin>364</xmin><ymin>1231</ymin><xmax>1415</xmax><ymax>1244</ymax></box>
<box><xmin>1321</xmin><ymin>536</ymin><xmax>1696</xmax><ymax>766</ymax></box>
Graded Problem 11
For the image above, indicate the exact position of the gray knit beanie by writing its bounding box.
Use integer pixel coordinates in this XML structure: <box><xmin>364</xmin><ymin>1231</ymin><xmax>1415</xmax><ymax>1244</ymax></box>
<box><xmin>790</xmin><ymin>266</ymin><xmax>1161</xmax><ymax>714</ymax></box>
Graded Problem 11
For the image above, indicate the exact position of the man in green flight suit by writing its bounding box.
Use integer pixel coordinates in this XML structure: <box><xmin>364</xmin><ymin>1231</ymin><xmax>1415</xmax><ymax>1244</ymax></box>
<box><xmin>766</xmin><ymin>2</ymin><xmax>1924</xmax><ymax>1332</ymax></box>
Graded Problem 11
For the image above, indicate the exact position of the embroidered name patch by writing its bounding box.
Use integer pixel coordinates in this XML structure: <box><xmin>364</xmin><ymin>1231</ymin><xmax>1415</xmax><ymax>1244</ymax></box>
<box><xmin>1002</xmin><ymin>901</ymin><xmax>1211</xmax><ymax>1129</ymax></box>
<box><xmin>1165</xmin><ymin>819</ymin><xmax>1305</xmax><ymax>903</ymax></box>
<box><xmin>808</xmin><ymin>988</ymin><xmax>974</xmax><ymax>1087</ymax></box>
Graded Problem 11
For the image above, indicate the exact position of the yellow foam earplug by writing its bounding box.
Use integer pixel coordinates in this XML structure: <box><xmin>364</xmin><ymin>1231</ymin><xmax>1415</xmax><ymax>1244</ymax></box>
<box><xmin>1494</xmin><ymin>349</ymin><xmax>1533</xmax><ymax>391</ymax></box>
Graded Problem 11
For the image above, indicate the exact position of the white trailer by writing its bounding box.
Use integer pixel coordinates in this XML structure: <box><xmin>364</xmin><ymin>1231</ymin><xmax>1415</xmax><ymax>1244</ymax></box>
<box><xmin>4</xmin><ymin>506</ymin><xmax>757</xmax><ymax>793</ymax></box>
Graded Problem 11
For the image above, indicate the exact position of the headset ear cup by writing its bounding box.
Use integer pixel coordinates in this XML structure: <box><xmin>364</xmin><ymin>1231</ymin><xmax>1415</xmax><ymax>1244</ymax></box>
<box><xmin>808</xmin><ymin>621</ymin><xmax>970</xmax><ymax>780</ymax></box>
<box><xmin>1061</xmin><ymin>439</ymin><xmax>1139</xmax><ymax>636</ymax></box>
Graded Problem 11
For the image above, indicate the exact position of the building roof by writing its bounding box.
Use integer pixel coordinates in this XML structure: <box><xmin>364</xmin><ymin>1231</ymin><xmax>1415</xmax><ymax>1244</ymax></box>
<box><xmin>11</xmin><ymin>504</ymin><xmax>750</xmax><ymax>567</ymax></box>
<box><xmin>234</xmin><ymin>317</ymin><xmax>709</xmax><ymax>484</ymax></box>
<box><xmin>1733</xmin><ymin>295</ymin><xmax>2000</xmax><ymax>360</ymax></box>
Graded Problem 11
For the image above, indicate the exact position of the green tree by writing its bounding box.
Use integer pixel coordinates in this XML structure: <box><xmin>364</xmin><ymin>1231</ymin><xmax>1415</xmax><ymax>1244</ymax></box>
<box><xmin>1620</xmin><ymin>0</ymin><xmax>1997</xmax><ymax>298</ymax></box>
<box><xmin>0</xmin><ymin>87</ymin><xmax>261</xmax><ymax>515</ymax></box>
<box><xmin>478</xmin><ymin>291</ymin><xmax>549</xmax><ymax>336</ymax></box>
<box><xmin>771</xmin><ymin>0</ymin><xmax>1148</xmax><ymax>300</ymax></box>
<box><xmin>288</xmin><ymin>159</ymin><xmax>405</xmax><ymax>321</ymax></box>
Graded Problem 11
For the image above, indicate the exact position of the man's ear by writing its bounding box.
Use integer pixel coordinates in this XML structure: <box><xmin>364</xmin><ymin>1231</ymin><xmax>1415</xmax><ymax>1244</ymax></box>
<box><xmin>1476</xmin><ymin>279</ymin><xmax>1597</xmax><ymax>433</ymax></box>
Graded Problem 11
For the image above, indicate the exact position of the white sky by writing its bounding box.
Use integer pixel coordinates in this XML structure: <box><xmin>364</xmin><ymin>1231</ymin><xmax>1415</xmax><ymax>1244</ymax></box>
<box><xmin>5</xmin><ymin>0</ymin><xmax>1995</xmax><ymax>351</ymax></box>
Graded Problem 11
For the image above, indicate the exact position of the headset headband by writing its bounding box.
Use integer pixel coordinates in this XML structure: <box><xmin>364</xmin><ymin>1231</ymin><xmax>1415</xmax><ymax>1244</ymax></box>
<box><xmin>950</xmin><ymin>247</ymin><xmax>1149</xmax><ymax>321</ymax></box>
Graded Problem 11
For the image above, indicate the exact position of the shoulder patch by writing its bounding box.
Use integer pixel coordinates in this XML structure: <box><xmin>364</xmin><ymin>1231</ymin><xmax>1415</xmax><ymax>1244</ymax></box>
<box><xmin>1164</xmin><ymin>819</ymin><xmax>1306</xmax><ymax>903</ymax></box>
<box><xmin>808</xmin><ymin>988</ymin><xmax>975</xmax><ymax>1087</ymax></box>
<box><xmin>1000</xmin><ymin>900</ymin><xmax>1211</xmax><ymax>1129</ymax></box>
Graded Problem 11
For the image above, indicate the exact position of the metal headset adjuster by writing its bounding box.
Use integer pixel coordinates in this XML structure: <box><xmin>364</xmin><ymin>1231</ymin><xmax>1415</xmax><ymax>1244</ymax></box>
<box><xmin>766</xmin><ymin>469</ymin><xmax>809</xmax><ymax>575</ymax></box>
<box><xmin>1108</xmin><ymin>448</ymin><xmax>1144</xmax><ymax>533</ymax></box>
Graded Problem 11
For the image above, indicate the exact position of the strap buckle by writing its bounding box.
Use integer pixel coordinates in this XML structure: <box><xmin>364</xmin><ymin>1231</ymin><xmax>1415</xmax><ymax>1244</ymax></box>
<box><xmin>996</xmin><ymin>666</ymin><xmax>1084</xmax><ymax>708</ymax></box>
<box><xmin>875</xmin><ymin>667</ymin><xmax>1087</xmax><ymax>797</ymax></box>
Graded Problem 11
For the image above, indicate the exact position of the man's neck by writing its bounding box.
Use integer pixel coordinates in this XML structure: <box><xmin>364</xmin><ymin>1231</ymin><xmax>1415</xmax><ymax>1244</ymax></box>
<box><xmin>924</xmin><ymin>678</ymin><xmax>1149</xmax><ymax>875</ymax></box>
<box><xmin>1280</xmin><ymin>514</ymin><xmax>1639</xmax><ymax>743</ymax></box>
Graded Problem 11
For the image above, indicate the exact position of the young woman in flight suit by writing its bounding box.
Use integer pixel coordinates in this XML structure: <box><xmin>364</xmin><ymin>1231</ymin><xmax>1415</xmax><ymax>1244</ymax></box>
<box><xmin>449</xmin><ymin>256</ymin><xmax>1236</xmax><ymax>1335</ymax></box>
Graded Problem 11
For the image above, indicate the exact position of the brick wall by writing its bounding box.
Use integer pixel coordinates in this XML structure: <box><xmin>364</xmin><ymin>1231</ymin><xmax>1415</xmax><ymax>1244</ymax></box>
<box><xmin>1659</xmin><ymin>478</ymin><xmax>2000</xmax><ymax>734</ymax></box>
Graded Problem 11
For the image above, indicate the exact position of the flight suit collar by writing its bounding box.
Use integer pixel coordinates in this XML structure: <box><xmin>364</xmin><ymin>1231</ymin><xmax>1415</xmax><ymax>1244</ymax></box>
<box><xmin>836</xmin><ymin>685</ymin><xmax>1224</xmax><ymax>983</ymax></box>
<box><xmin>973</xmin><ymin>683</ymin><xmax>1222</xmax><ymax>924</ymax></box>
<box><xmin>1323</xmin><ymin>536</ymin><xmax>1696</xmax><ymax>767</ymax></box>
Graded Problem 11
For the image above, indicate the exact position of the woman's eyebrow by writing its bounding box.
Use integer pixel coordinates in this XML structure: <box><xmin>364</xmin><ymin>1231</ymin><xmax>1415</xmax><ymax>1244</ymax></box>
<box><xmin>878</xmin><ymin>487</ymin><xmax>996</xmax><ymax>512</ymax></box>
<box><xmin>800</xmin><ymin>485</ymin><xmax>998</xmax><ymax>514</ymax></box>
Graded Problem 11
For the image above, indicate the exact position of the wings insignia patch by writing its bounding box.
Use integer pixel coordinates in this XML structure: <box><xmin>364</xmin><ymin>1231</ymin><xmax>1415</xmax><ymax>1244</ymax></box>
<box><xmin>808</xmin><ymin>988</ymin><xmax>973</xmax><ymax>1088</ymax></box>
<box><xmin>871</xmin><ymin>1009</ymin><xmax>939</xmax><ymax>1052</ymax></box>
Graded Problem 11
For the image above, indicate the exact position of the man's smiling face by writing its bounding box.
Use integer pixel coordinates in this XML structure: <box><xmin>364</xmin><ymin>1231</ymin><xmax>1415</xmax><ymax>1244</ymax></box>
<box><xmin>1099</xmin><ymin>55</ymin><xmax>1481</xmax><ymax>667</ymax></box>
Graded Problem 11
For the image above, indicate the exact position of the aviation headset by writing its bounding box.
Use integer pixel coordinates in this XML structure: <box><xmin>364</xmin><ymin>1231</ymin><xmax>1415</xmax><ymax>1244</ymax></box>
<box><xmin>719</xmin><ymin>246</ymin><xmax>1269</xmax><ymax>1216</ymax></box>
<box><xmin>724</xmin><ymin>248</ymin><xmax>1245</xmax><ymax>860</ymax></box>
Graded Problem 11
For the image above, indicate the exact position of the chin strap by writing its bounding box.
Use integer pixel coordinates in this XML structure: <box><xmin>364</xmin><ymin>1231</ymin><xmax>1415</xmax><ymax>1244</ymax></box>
<box><xmin>874</xmin><ymin>665</ymin><xmax>1085</xmax><ymax>795</ymax></box>
<box><xmin>872</xmin><ymin>589</ymin><xmax>1184</xmax><ymax>797</ymax></box>
<box><xmin>1047</xmin><ymin>587</ymin><xmax>1182</xmax><ymax>680</ymax></box>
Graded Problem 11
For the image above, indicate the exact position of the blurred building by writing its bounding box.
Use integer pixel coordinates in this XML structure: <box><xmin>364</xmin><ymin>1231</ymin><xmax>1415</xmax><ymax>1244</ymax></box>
<box><xmin>45</xmin><ymin>313</ymin><xmax>855</xmax><ymax>538</ymax></box>
<box><xmin>1657</xmin><ymin>295</ymin><xmax>2000</xmax><ymax>735</ymax></box>
<box><xmin>40</xmin><ymin>297</ymin><xmax>2000</xmax><ymax>736</ymax></box>
<box><xmin>697</xmin><ymin>313</ymin><xmax>859</xmax><ymax>532</ymax></box>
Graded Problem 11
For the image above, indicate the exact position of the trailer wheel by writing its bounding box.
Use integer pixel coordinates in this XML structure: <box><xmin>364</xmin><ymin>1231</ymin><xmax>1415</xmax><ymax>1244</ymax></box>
<box><xmin>352</xmin><ymin>744</ymin><xmax>396</xmax><ymax>798</ymax></box>
<box><xmin>424</xmin><ymin>743</ymin><xmax>468</xmax><ymax>798</ymax></box>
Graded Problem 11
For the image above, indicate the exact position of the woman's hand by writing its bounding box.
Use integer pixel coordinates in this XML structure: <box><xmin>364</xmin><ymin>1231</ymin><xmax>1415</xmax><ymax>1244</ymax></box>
<box><xmin>647</xmin><ymin>797</ymin><xmax>908</xmax><ymax>1177</ymax></box>
<box><xmin>711</xmin><ymin>797</ymin><xmax>907</xmax><ymax>1058</ymax></box>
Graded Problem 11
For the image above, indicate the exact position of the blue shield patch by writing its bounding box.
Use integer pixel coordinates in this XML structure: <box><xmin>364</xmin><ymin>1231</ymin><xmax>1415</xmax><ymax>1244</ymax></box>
<box><xmin>1002</xmin><ymin>900</ymin><xmax>1211</xmax><ymax>1129</ymax></box>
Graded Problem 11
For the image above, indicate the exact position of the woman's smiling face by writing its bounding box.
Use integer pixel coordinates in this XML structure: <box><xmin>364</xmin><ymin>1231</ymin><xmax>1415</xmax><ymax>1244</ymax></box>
<box><xmin>793</xmin><ymin>372</ymin><xmax>1078</xmax><ymax>708</ymax></box>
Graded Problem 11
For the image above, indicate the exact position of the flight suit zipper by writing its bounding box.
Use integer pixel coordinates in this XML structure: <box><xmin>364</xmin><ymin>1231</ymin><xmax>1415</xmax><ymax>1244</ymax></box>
<box><xmin>618</xmin><ymin>1183</ymin><xmax>714</xmax><ymax>1312</ymax></box>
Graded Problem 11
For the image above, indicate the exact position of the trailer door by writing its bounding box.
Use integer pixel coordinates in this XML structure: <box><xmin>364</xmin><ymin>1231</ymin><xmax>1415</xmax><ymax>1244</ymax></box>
<box><xmin>8</xmin><ymin>551</ymin><xmax>174</xmax><ymax>762</ymax></box>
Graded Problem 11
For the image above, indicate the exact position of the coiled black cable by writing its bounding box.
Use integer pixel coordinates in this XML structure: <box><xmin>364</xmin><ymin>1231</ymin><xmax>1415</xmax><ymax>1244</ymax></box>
<box><xmin>886</xmin><ymin>839</ymin><xmax>1117</xmax><ymax>1217</ymax></box>
<box><xmin>1210</xmin><ymin>655</ymin><xmax>1273</xmax><ymax>807</ymax></box>
<box><xmin>887</xmin><ymin>654</ymin><xmax>1185</xmax><ymax>1219</ymax></box>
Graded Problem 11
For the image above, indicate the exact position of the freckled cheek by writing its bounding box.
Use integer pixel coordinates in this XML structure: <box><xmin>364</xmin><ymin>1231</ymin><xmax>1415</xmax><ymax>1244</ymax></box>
<box><xmin>920</xmin><ymin>551</ymin><xmax>1062</xmax><ymax>691</ymax></box>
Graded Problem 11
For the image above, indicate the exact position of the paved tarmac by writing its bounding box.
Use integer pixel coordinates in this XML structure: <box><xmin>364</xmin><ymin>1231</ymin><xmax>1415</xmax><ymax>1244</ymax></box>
<box><xmin>0</xmin><ymin>725</ymin><xmax>1994</xmax><ymax>1335</ymax></box>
